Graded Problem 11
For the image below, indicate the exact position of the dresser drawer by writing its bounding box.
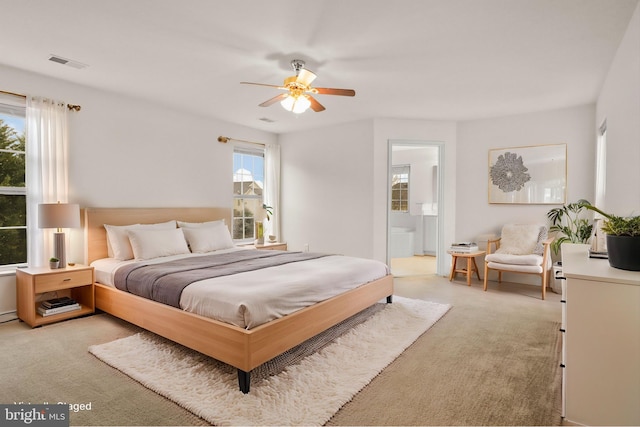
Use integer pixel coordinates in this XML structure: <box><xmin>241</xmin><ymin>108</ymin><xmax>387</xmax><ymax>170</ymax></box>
<box><xmin>34</xmin><ymin>270</ymin><xmax>93</xmax><ymax>293</ymax></box>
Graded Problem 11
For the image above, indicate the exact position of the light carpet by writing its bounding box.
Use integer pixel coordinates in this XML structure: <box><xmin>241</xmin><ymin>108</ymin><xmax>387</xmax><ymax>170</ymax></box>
<box><xmin>88</xmin><ymin>297</ymin><xmax>450</xmax><ymax>426</ymax></box>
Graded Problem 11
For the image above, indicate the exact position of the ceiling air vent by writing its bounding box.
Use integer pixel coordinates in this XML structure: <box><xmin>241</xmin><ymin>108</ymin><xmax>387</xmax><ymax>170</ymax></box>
<box><xmin>259</xmin><ymin>117</ymin><xmax>275</xmax><ymax>123</ymax></box>
<box><xmin>48</xmin><ymin>54</ymin><xmax>88</xmax><ymax>70</ymax></box>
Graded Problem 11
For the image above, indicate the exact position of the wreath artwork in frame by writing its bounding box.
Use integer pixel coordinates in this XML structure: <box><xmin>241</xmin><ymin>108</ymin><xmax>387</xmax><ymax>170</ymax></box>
<box><xmin>489</xmin><ymin>144</ymin><xmax>566</xmax><ymax>204</ymax></box>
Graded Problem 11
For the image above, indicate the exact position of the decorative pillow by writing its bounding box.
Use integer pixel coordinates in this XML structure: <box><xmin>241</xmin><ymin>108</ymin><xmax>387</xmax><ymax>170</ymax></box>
<box><xmin>104</xmin><ymin>220</ymin><xmax>176</xmax><ymax>260</ymax></box>
<box><xmin>126</xmin><ymin>228</ymin><xmax>190</xmax><ymax>260</ymax></box>
<box><xmin>181</xmin><ymin>222</ymin><xmax>234</xmax><ymax>253</ymax></box>
<box><xmin>177</xmin><ymin>219</ymin><xmax>225</xmax><ymax>228</ymax></box>
<box><xmin>533</xmin><ymin>226</ymin><xmax>549</xmax><ymax>255</ymax></box>
<box><xmin>496</xmin><ymin>224</ymin><xmax>543</xmax><ymax>255</ymax></box>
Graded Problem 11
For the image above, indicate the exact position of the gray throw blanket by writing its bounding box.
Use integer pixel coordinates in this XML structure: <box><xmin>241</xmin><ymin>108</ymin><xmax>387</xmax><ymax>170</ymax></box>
<box><xmin>113</xmin><ymin>250</ymin><xmax>329</xmax><ymax>308</ymax></box>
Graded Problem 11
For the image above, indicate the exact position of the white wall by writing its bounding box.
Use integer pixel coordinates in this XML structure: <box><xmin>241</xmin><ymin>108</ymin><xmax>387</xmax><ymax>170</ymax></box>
<box><xmin>456</xmin><ymin>104</ymin><xmax>596</xmax><ymax>283</ymax></box>
<box><xmin>1</xmin><ymin>64</ymin><xmax>276</xmax><ymax>212</ymax></box>
<box><xmin>0</xmin><ymin>64</ymin><xmax>275</xmax><ymax>310</ymax></box>
<box><xmin>597</xmin><ymin>0</ymin><xmax>640</xmax><ymax>216</ymax></box>
<box><xmin>279</xmin><ymin>118</ymin><xmax>457</xmax><ymax>275</ymax></box>
<box><xmin>279</xmin><ymin>120</ymin><xmax>375</xmax><ymax>257</ymax></box>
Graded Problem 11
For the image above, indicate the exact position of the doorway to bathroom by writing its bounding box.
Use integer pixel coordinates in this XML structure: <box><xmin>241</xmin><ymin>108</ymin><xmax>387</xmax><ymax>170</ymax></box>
<box><xmin>388</xmin><ymin>140</ymin><xmax>442</xmax><ymax>277</ymax></box>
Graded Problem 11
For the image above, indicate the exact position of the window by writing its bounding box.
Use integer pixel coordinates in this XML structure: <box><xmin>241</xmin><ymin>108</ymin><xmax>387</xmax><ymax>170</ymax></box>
<box><xmin>595</xmin><ymin>120</ymin><xmax>607</xmax><ymax>210</ymax></box>
<box><xmin>233</xmin><ymin>146</ymin><xmax>265</xmax><ymax>241</ymax></box>
<box><xmin>0</xmin><ymin>94</ymin><xmax>27</xmax><ymax>267</ymax></box>
<box><xmin>391</xmin><ymin>165</ymin><xmax>410</xmax><ymax>212</ymax></box>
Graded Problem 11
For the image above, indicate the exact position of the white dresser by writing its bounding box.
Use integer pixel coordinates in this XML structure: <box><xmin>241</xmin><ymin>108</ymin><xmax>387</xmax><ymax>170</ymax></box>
<box><xmin>561</xmin><ymin>244</ymin><xmax>640</xmax><ymax>426</ymax></box>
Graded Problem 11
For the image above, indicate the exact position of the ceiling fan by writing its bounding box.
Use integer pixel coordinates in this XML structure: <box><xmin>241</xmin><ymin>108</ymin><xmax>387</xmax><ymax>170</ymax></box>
<box><xmin>241</xmin><ymin>59</ymin><xmax>356</xmax><ymax>114</ymax></box>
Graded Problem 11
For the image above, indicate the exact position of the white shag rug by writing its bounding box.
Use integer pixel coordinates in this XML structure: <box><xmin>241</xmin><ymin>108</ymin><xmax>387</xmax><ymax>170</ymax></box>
<box><xmin>89</xmin><ymin>297</ymin><xmax>450</xmax><ymax>426</ymax></box>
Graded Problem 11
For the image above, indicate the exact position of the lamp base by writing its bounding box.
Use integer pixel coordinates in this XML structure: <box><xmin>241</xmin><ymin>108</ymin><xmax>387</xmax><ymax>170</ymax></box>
<box><xmin>53</xmin><ymin>232</ymin><xmax>66</xmax><ymax>268</ymax></box>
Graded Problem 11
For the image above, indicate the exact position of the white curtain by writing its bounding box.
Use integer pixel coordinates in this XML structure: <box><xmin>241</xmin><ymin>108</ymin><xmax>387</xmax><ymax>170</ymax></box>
<box><xmin>26</xmin><ymin>97</ymin><xmax>70</xmax><ymax>267</ymax></box>
<box><xmin>264</xmin><ymin>143</ymin><xmax>281</xmax><ymax>240</ymax></box>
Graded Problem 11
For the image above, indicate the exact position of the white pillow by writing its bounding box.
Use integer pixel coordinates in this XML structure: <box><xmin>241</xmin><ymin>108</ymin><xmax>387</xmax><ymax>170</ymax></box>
<box><xmin>104</xmin><ymin>220</ymin><xmax>176</xmax><ymax>260</ymax></box>
<box><xmin>181</xmin><ymin>222</ymin><xmax>234</xmax><ymax>253</ymax></box>
<box><xmin>126</xmin><ymin>228</ymin><xmax>190</xmax><ymax>260</ymax></box>
<box><xmin>496</xmin><ymin>224</ymin><xmax>543</xmax><ymax>255</ymax></box>
<box><xmin>177</xmin><ymin>219</ymin><xmax>225</xmax><ymax>228</ymax></box>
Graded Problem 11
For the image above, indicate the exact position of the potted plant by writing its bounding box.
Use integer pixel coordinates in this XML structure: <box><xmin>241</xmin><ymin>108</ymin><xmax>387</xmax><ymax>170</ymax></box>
<box><xmin>262</xmin><ymin>204</ymin><xmax>277</xmax><ymax>242</ymax></box>
<box><xmin>49</xmin><ymin>257</ymin><xmax>59</xmax><ymax>269</ymax></box>
<box><xmin>547</xmin><ymin>199</ymin><xmax>594</xmax><ymax>255</ymax></box>
<box><xmin>582</xmin><ymin>204</ymin><xmax>640</xmax><ymax>271</ymax></box>
<box><xmin>254</xmin><ymin>204</ymin><xmax>273</xmax><ymax>245</ymax></box>
<box><xmin>263</xmin><ymin>204</ymin><xmax>273</xmax><ymax>221</ymax></box>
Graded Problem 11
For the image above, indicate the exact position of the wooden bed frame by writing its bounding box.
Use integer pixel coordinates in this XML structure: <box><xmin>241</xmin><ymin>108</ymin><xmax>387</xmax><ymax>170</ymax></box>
<box><xmin>84</xmin><ymin>207</ymin><xmax>394</xmax><ymax>393</ymax></box>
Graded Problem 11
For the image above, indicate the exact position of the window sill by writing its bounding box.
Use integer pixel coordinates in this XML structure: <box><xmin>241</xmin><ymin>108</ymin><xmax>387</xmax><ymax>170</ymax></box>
<box><xmin>0</xmin><ymin>265</ymin><xmax>26</xmax><ymax>277</ymax></box>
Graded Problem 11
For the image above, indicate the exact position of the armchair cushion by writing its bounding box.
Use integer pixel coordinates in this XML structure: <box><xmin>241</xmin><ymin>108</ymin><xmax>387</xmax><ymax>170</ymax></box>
<box><xmin>485</xmin><ymin>253</ymin><xmax>543</xmax><ymax>266</ymax></box>
<box><xmin>486</xmin><ymin>262</ymin><xmax>544</xmax><ymax>274</ymax></box>
<box><xmin>495</xmin><ymin>224</ymin><xmax>547</xmax><ymax>255</ymax></box>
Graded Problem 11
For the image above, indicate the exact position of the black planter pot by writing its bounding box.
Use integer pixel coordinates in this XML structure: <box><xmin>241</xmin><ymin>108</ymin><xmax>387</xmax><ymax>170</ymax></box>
<box><xmin>606</xmin><ymin>234</ymin><xmax>640</xmax><ymax>271</ymax></box>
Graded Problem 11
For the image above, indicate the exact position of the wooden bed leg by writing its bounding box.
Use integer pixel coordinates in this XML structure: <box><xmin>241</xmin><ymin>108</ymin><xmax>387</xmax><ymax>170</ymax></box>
<box><xmin>238</xmin><ymin>369</ymin><xmax>251</xmax><ymax>394</ymax></box>
<box><xmin>387</xmin><ymin>295</ymin><xmax>393</xmax><ymax>303</ymax></box>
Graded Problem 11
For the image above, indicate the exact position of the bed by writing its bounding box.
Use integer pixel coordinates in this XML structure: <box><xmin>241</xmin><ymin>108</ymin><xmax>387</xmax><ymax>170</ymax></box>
<box><xmin>84</xmin><ymin>207</ymin><xmax>394</xmax><ymax>393</ymax></box>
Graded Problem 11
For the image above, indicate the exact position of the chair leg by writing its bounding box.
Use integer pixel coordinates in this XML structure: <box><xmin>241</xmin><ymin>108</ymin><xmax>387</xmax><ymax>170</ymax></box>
<box><xmin>541</xmin><ymin>270</ymin><xmax>548</xmax><ymax>300</ymax></box>
<box><xmin>483</xmin><ymin>263</ymin><xmax>489</xmax><ymax>291</ymax></box>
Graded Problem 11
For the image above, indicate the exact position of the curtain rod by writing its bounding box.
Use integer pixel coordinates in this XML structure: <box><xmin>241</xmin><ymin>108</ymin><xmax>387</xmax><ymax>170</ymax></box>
<box><xmin>0</xmin><ymin>89</ymin><xmax>82</xmax><ymax>111</ymax></box>
<box><xmin>217</xmin><ymin>136</ymin><xmax>264</xmax><ymax>146</ymax></box>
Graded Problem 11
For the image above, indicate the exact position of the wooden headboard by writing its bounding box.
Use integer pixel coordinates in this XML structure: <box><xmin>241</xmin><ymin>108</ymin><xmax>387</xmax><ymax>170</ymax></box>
<box><xmin>83</xmin><ymin>207</ymin><xmax>232</xmax><ymax>265</ymax></box>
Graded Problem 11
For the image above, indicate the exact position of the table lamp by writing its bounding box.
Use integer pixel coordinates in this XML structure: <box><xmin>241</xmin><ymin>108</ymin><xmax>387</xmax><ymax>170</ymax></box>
<box><xmin>38</xmin><ymin>202</ymin><xmax>80</xmax><ymax>268</ymax></box>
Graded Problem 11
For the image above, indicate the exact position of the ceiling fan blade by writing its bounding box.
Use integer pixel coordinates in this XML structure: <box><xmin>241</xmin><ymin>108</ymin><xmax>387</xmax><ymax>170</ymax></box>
<box><xmin>259</xmin><ymin>93</ymin><xmax>289</xmax><ymax>107</ymax></box>
<box><xmin>296</xmin><ymin>69</ymin><xmax>317</xmax><ymax>87</ymax></box>
<box><xmin>308</xmin><ymin>95</ymin><xmax>326</xmax><ymax>112</ymax></box>
<box><xmin>241</xmin><ymin>81</ymin><xmax>286</xmax><ymax>90</ymax></box>
<box><xmin>312</xmin><ymin>87</ymin><xmax>356</xmax><ymax>96</ymax></box>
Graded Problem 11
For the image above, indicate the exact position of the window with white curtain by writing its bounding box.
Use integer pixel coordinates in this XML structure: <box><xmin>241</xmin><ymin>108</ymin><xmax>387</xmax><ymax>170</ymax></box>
<box><xmin>232</xmin><ymin>145</ymin><xmax>265</xmax><ymax>241</ymax></box>
<box><xmin>0</xmin><ymin>93</ymin><xmax>26</xmax><ymax>267</ymax></box>
<box><xmin>595</xmin><ymin>120</ymin><xmax>607</xmax><ymax>210</ymax></box>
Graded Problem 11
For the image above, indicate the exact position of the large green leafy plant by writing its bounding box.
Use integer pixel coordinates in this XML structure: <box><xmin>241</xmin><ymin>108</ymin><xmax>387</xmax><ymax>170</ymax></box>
<box><xmin>547</xmin><ymin>199</ymin><xmax>594</xmax><ymax>254</ymax></box>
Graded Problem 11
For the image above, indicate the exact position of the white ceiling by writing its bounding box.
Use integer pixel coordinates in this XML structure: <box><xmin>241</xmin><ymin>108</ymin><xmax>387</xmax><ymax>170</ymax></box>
<box><xmin>2</xmin><ymin>0</ymin><xmax>638</xmax><ymax>134</ymax></box>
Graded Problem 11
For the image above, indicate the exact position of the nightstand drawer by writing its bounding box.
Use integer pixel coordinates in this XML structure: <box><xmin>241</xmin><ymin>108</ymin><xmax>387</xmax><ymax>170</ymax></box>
<box><xmin>255</xmin><ymin>242</ymin><xmax>287</xmax><ymax>251</ymax></box>
<box><xmin>34</xmin><ymin>270</ymin><xmax>93</xmax><ymax>293</ymax></box>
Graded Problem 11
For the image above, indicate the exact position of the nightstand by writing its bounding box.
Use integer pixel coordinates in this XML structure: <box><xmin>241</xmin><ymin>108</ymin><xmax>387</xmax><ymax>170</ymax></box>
<box><xmin>255</xmin><ymin>242</ymin><xmax>287</xmax><ymax>251</ymax></box>
<box><xmin>16</xmin><ymin>265</ymin><xmax>95</xmax><ymax>327</ymax></box>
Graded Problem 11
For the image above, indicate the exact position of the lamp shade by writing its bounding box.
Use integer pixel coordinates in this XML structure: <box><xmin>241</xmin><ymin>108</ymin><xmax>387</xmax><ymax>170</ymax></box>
<box><xmin>38</xmin><ymin>203</ymin><xmax>81</xmax><ymax>229</ymax></box>
<box><xmin>280</xmin><ymin>95</ymin><xmax>311</xmax><ymax>114</ymax></box>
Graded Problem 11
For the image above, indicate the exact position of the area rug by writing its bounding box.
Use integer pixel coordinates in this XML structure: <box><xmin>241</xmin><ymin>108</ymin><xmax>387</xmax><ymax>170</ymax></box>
<box><xmin>89</xmin><ymin>297</ymin><xmax>450</xmax><ymax>426</ymax></box>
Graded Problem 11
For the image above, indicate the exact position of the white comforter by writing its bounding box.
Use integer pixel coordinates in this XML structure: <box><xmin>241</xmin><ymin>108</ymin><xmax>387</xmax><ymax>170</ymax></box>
<box><xmin>91</xmin><ymin>248</ymin><xmax>390</xmax><ymax>329</ymax></box>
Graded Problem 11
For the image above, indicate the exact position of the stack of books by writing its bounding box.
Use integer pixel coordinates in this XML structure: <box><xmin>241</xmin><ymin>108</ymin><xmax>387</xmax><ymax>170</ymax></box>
<box><xmin>37</xmin><ymin>296</ymin><xmax>80</xmax><ymax>317</ymax></box>
<box><xmin>449</xmin><ymin>242</ymin><xmax>479</xmax><ymax>252</ymax></box>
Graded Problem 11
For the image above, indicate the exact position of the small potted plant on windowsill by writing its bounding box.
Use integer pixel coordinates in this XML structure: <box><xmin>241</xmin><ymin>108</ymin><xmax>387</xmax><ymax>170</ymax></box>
<box><xmin>49</xmin><ymin>257</ymin><xmax>59</xmax><ymax>269</ymax></box>
<box><xmin>582</xmin><ymin>203</ymin><xmax>640</xmax><ymax>271</ymax></box>
<box><xmin>255</xmin><ymin>204</ymin><xmax>273</xmax><ymax>245</ymax></box>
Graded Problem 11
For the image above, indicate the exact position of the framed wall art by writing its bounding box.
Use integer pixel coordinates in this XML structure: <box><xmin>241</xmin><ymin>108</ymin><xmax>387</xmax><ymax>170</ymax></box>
<box><xmin>488</xmin><ymin>143</ymin><xmax>566</xmax><ymax>204</ymax></box>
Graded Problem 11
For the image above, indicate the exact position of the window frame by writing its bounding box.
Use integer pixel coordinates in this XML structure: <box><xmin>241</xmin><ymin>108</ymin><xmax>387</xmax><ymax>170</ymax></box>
<box><xmin>0</xmin><ymin>94</ymin><xmax>27</xmax><ymax>268</ymax></box>
<box><xmin>391</xmin><ymin>164</ymin><xmax>410</xmax><ymax>213</ymax></box>
<box><xmin>232</xmin><ymin>144</ymin><xmax>266</xmax><ymax>243</ymax></box>
<box><xmin>595</xmin><ymin>120</ymin><xmax>607</xmax><ymax>211</ymax></box>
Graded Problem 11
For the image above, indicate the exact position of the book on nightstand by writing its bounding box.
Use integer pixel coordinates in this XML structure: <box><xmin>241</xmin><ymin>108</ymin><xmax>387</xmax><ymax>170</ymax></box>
<box><xmin>38</xmin><ymin>296</ymin><xmax>80</xmax><ymax>316</ymax></box>
<box><xmin>37</xmin><ymin>303</ymin><xmax>81</xmax><ymax>316</ymax></box>
<box><xmin>41</xmin><ymin>296</ymin><xmax>77</xmax><ymax>309</ymax></box>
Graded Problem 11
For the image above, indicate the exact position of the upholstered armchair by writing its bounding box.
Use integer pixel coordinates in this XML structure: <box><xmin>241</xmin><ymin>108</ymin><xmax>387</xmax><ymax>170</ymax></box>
<box><xmin>483</xmin><ymin>224</ymin><xmax>554</xmax><ymax>300</ymax></box>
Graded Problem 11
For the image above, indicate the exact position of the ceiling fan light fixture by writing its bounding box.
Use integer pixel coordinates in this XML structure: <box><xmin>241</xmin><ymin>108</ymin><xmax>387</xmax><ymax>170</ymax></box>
<box><xmin>280</xmin><ymin>94</ymin><xmax>311</xmax><ymax>114</ymax></box>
